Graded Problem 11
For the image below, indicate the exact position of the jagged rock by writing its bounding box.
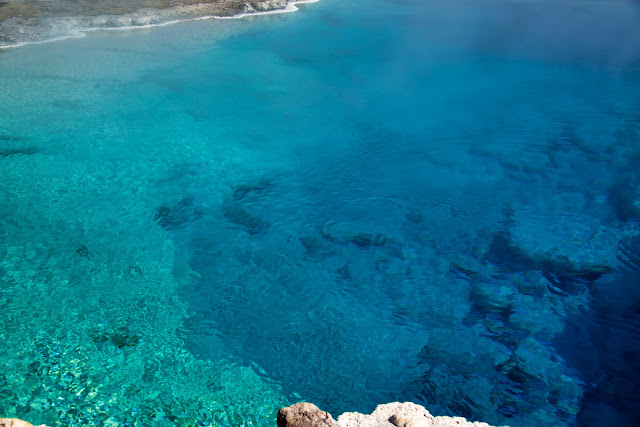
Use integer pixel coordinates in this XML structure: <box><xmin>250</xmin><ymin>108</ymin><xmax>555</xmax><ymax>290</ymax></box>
<box><xmin>277</xmin><ymin>402</ymin><xmax>338</xmax><ymax>427</ymax></box>
<box><xmin>338</xmin><ymin>402</ymin><xmax>429</xmax><ymax>427</ymax></box>
<box><xmin>242</xmin><ymin>0</ymin><xmax>287</xmax><ymax>13</ymax></box>
<box><xmin>0</xmin><ymin>418</ymin><xmax>45</xmax><ymax>427</ymax></box>
<box><xmin>338</xmin><ymin>402</ymin><xmax>494</xmax><ymax>427</ymax></box>
<box><xmin>253</xmin><ymin>0</ymin><xmax>288</xmax><ymax>12</ymax></box>
<box><xmin>278</xmin><ymin>402</ymin><xmax>496</xmax><ymax>427</ymax></box>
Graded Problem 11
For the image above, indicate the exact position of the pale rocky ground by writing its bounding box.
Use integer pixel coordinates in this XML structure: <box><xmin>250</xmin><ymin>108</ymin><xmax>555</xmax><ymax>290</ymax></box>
<box><xmin>0</xmin><ymin>0</ymin><xmax>288</xmax><ymax>21</ymax></box>
<box><xmin>0</xmin><ymin>419</ymin><xmax>44</xmax><ymax>427</ymax></box>
<box><xmin>0</xmin><ymin>0</ymin><xmax>293</xmax><ymax>46</ymax></box>
<box><xmin>277</xmin><ymin>402</ymin><xmax>500</xmax><ymax>427</ymax></box>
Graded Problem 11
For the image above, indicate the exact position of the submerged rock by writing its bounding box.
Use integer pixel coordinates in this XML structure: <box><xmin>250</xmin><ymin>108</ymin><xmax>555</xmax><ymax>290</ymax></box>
<box><xmin>350</xmin><ymin>233</ymin><xmax>387</xmax><ymax>248</ymax></box>
<box><xmin>75</xmin><ymin>245</ymin><xmax>90</xmax><ymax>259</ymax></box>
<box><xmin>154</xmin><ymin>196</ymin><xmax>203</xmax><ymax>230</ymax></box>
<box><xmin>608</xmin><ymin>154</ymin><xmax>640</xmax><ymax>224</ymax></box>
<box><xmin>609</xmin><ymin>178</ymin><xmax>640</xmax><ymax>223</ymax></box>
<box><xmin>485</xmin><ymin>232</ymin><xmax>613</xmax><ymax>294</ymax></box>
<box><xmin>619</xmin><ymin>234</ymin><xmax>640</xmax><ymax>270</ymax></box>
<box><xmin>219</xmin><ymin>179</ymin><xmax>276</xmax><ymax>234</ymax></box>
<box><xmin>232</xmin><ymin>179</ymin><xmax>275</xmax><ymax>201</ymax></box>
<box><xmin>129</xmin><ymin>264</ymin><xmax>143</xmax><ymax>279</ymax></box>
<box><xmin>320</xmin><ymin>222</ymin><xmax>396</xmax><ymax>251</ymax></box>
<box><xmin>90</xmin><ymin>325</ymin><xmax>141</xmax><ymax>349</ymax></box>
<box><xmin>0</xmin><ymin>146</ymin><xmax>38</xmax><ymax>157</ymax></box>
<box><xmin>278</xmin><ymin>402</ymin><xmax>497</xmax><ymax>427</ymax></box>
<box><xmin>0</xmin><ymin>134</ymin><xmax>27</xmax><ymax>142</ymax></box>
<box><xmin>221</xmin><ymin>199</ymin><xmax>268</xmax><ymax>234</ymax></box>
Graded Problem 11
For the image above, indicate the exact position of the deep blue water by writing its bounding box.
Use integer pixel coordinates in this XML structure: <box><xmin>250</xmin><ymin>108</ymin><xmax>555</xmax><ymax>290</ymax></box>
<box><xmin>1</xmin><ymin>0</ymin><xmax>640</xmax><ymax>426</ymax></box>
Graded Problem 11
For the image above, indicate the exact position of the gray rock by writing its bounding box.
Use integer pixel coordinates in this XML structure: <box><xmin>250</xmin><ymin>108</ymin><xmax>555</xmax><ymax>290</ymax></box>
<box><xmin>252</xmin><ymin>0</ymin><xmax>288</xmax><ymax>12</ymax></box>
<box><xmin>242</xmin><ymin>0</ymin><xmax>288</xmax><ymax>13</ymax></box>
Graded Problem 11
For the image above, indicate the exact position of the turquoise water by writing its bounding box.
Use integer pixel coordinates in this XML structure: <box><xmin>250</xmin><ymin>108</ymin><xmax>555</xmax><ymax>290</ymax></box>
<box><xmin>2</xmin><ymin>0</ymin><xmax>640</xmax><ymax>426</ymax></box>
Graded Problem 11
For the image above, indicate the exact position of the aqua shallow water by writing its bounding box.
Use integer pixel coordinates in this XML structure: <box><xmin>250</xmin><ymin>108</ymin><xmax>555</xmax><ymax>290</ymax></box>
<box><xmin>1</xmin><ymin>0</ymin><xmax>640</xmax><ymax>426</ymax></box>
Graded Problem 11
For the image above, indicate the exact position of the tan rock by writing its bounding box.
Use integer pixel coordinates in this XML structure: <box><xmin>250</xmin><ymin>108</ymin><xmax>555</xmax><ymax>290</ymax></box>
<box><xmin>337</xmin><ymin>402</ymin><xmax>497</xmax><ymax>427</ymax></box>
<box><xmin>277</xmin><ymin>402</ymin><xmax>339</xmax><ymax>427</ymax></box>
<box><xmin>338</xmin><ymin>402</ymin><xmax>431</xmax><ymax>427</ymax></box>
<box><xmin>278</xmin><ymin>402</ymin><xmax>499</xmax><ymax>427</ymax></box>
<box><xmin>389</xmin><ymin>413</ymin><xmax>422</xmax><ymax>427</ymax></box>
<box><xmin>0</xmin><ymin>419</ymin><xmax>45</xmax><ymax>427</ymax></box>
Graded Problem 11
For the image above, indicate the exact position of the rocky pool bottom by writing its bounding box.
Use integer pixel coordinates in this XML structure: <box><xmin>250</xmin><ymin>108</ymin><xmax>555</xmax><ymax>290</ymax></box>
<box><xmin>3</xmin><ymin>114</ymin><xmax>640</xmax><ymax>427</ymax></box>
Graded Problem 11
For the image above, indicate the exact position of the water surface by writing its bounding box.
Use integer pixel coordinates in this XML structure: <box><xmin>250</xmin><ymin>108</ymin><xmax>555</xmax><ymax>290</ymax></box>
<box><xmin>1</xmin><ymin>1</ymin><xmax>640</xmax><ymax>426</ymax></box>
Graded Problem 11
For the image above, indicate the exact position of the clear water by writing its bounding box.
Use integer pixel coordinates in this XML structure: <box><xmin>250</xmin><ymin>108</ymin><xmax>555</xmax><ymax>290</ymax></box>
<box><xmin>1</xmin><ymin>0</ymin><xmax>640</xmax><ymax>426</ymax></box>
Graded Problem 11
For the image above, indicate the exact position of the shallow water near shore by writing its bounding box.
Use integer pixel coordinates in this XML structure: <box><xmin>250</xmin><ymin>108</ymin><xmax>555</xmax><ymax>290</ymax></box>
<box><xmin>2</xmin><ymin>0</ymin><xmax>640</xmax><ymax>426</ymax></box>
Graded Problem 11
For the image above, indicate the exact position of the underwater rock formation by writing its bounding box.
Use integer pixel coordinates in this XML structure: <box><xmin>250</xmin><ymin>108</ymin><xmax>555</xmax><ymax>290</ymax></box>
<box><xmin>0</xmin><ymin>147</ymin><xmax>38</xmax><ymax>158</ymax></box>
<box><xmin>278</xmin><ymin>402</ymin><xmax>497</xmax><ymax>427</ymax></box>
<box><xmin>155</xmin><ymin>196</ymin><xmax>204</xmax><ymax>230</ymax></box>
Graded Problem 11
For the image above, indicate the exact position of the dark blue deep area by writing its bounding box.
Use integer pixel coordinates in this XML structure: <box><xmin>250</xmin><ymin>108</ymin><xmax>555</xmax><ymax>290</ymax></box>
<box><xmin>2</xmin><ymin>0</ymin><xmax>640</xmax><ymax>426</ymax></box>
<box><xmin>165</xmin><ymin>1</ymin><xmax>640</xmax><ymax>425</ymax></box>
